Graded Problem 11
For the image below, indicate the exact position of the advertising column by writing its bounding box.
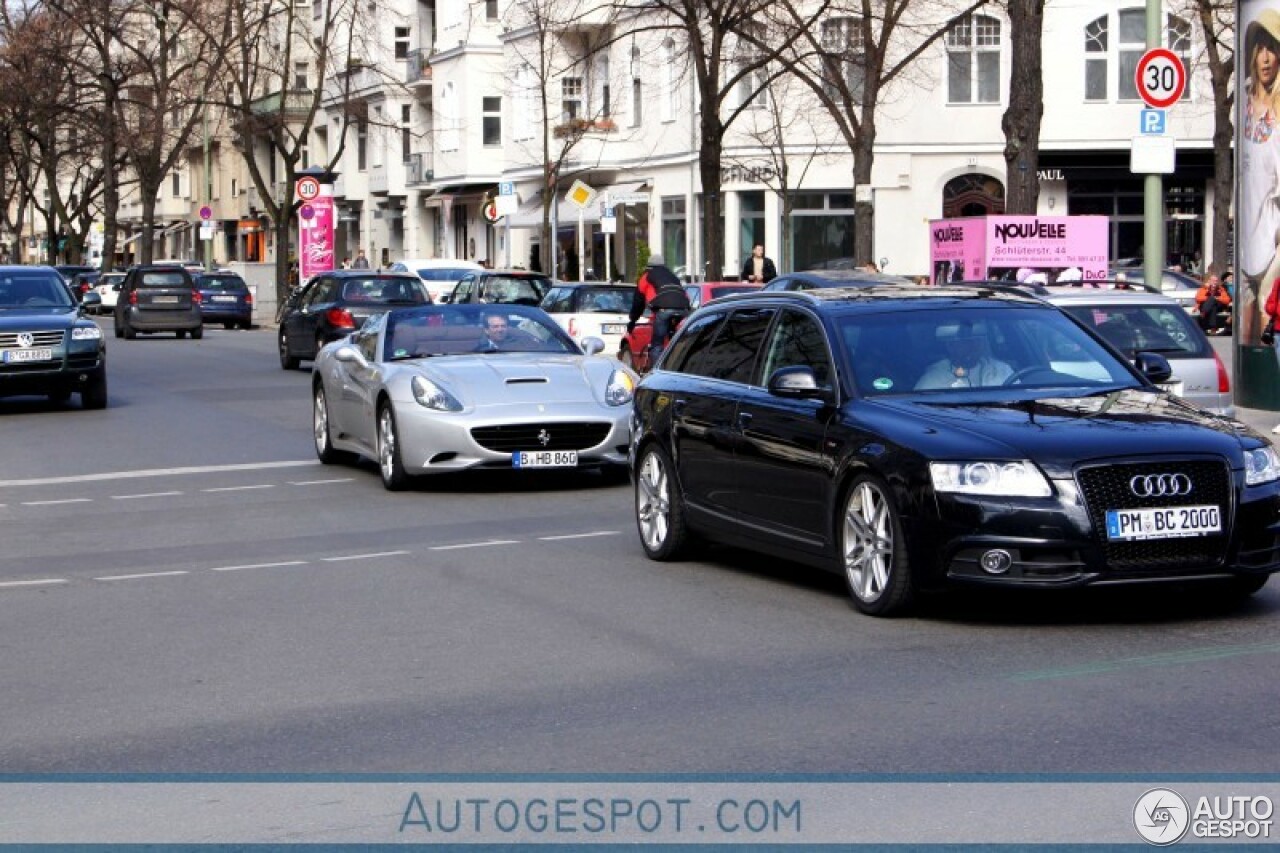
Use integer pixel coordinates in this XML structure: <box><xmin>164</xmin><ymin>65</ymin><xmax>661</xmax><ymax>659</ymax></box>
<box><xmin>297</xmin><ymin>174</ymin><xmax>335</xmax><ymax>282</ymax></box>
<box><xmin>1236</xmin><ymin>0</ymin><xmax>1280</xmax><ymax>409</ymax></box>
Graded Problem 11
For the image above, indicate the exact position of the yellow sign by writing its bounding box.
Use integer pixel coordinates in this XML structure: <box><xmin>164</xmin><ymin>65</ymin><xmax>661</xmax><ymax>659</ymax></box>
<box><xmin>566</xmin><ymin>179</ymin><xmax>596</xmax><ymax>209</ymax></box>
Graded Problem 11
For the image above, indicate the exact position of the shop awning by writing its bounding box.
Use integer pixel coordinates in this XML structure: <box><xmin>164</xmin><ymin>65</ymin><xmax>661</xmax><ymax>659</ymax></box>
<box><xmin>505</xmin><ymin>181</ymin><xmax>648</xmax><ymax>229</ymax></box>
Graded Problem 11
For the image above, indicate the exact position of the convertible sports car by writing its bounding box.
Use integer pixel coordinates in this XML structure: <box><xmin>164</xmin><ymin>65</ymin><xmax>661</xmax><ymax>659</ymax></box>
<box><xmin>311</xmin><ymin>304</ymin><xmax>636</xmax><ymax>489</ymax></box>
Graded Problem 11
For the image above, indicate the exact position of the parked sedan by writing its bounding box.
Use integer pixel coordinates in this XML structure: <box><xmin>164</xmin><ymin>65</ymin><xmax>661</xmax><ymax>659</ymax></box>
<box><xmin>631</xmin><ymin>286</ymin><xmax>1280</xmax><ymax>616</ymax></box>
<box><xmin>278</xmin><ymin>270</ymin><xmax>430</xmax><ymax>369</ymax></box>
<box><xmin>541</xmin><ymin>282</ymin><xmax>635</xmax><ymax>355</ymax></box>
<box><xmin>196</xmin><ymin>272</ymin><xmax>254</xmax><ymax>330</ymax></box>
<box><xmin>311</xmin><ymin>303</ymin><xmax>634</xmax><ymax>489</ymax></box>
<box><xmin>0</xmin><ymin>266</ymin><xmax>107</xmax><ymax>408</ymax></box>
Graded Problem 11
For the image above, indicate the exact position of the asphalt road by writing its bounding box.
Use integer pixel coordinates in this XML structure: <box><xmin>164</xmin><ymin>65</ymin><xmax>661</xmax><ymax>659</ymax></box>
<box><xmin>0</xmin><ymin>320</ymin><xmax>1277</xmax><ymax>774</ymax></box>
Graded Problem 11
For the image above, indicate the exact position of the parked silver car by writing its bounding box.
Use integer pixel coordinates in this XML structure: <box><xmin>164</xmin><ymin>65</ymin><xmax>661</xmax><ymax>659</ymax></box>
<box><xmin>1042</xmin><ymin>287</ymin><xmax>1233</xmax><ymax>416</ymax></box>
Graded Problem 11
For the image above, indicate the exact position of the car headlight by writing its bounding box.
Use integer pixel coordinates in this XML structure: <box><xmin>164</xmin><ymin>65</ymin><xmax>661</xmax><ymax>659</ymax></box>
<box><xmin>411</xmin><ymin>375</ymin><xmax>462</xmax><ymax>412</ymax></box>
<box><xmin>929</xmin><ymin>461</ymin><xmax>1053</xmax><ymax>497</ymax></box>
<box><xmin>605</xmin><ymin>369</ymin><xmax>635</xmax><ymax>407</ymax></box>
<box><xmin>1245</xmin><ymin>445</ymin><xmax>1280</xmax><ymax>486</ymax></box>
<box><xmin>71</xmin><ymin>326</ymin><xmax>102</xmax><ymax>340</ymax></box>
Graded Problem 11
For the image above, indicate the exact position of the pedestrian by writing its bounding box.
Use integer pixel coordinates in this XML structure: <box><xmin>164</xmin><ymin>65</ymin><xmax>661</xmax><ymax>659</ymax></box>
<box><xmin>352</xmin><ymin>249</ymin><xmax>371</xmax><ymax>269</ymax></box>
<box><xmin>340</xmin><ymin>256</ymin><xmax>352</xmax><ymax>270</ymax></box>
<box><xmin>629</xmin><ymin>254</ymin><xmax>691</xmax><ymax>368</ymax></box>
<box><xmin>1194</xmin><ymin>273</ymin><xmax>1232</xmax><ymax>335</ymax></box>
<box><xmin>740</xmin><ymin>243</ymin><xmax>777</xmax><ymax>284</ymax></box>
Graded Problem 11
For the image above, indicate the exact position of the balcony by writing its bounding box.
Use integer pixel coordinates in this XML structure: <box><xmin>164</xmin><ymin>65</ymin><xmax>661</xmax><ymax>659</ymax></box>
<box><xmin>249</xmin><ymin>89</ymin><xmax>313</xmax><ymax>122</ymax></box>
<box><xmin>552</xmin><ymin>117</ymin><xmax>618</xmax><ymax>139</ymax></box>
<box><xmin>323</xmin><ymin>62</ymin><xmax>381</xmax><ymax>106</ymax></box>
<box><xmin>406</xmin><ymin>49</ymin><xmax>432</xmax><ymax>89</ymax></box>
<box><xmin>406</xmin><ymin>152</ymin><xmax>434</xmax><ymax>186</ymax></box>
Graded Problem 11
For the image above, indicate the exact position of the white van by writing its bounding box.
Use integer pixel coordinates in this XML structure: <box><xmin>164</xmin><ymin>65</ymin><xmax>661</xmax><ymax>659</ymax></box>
<box><xmin>388</xmin><ymin>258</ymin><xmax>483</xmax><ymax>303</ymax></box>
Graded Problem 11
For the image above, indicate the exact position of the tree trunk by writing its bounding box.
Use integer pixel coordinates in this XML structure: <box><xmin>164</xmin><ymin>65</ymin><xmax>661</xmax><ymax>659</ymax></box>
<box><xmin>101</xmin><ymin>85</ymin><xmax>120</xmax><ymax>270</ymax></box>
<box><xmin>852</xmin><ymin>127</ymin><xmax>874</xmax><ymax>266</ymax></box>
<box><xmin>1209</xmin><ymin>102</ymin><xmax>1232</xmax><ymax>276</ymax></box>
<box><xmin>1001</xmin><ymin>0</ymin><xmax>1045</xmax><ymax>215</ymax></box>
<box><xmin>275</xmin><ymin>209</ymin><xmax>292</xmax><ymax>305</ymax></box>
<box><xmin>699</xmin><ymin>111</ymin><xmax>725</xmax><ymax>281</ymax></box>
<box><xmin>139</xmin><ymin>189</ymin><xmax>157</xmax><ymax>265</ymax></box>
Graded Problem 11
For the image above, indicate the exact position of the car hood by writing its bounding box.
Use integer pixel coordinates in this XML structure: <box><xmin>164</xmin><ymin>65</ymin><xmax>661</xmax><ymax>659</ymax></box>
<box><xmin>0</xmin><ymin>308</ymin><xmax>83</xmax><ymax>329</ymax></box>
<box><xmin>860</xmin><ymin>388</ymin><xmax>1256</xmax><ymax>477</ymax></box>
<box><xmin>409</xmin><ymin>353</ymin><xmax>620</xmax><ymax>407</ymax></box>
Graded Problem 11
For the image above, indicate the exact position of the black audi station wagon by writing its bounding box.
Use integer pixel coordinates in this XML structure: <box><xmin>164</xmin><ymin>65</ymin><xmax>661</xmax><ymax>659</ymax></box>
<box><xmin>630</xmin><ymin>286</ymin><xmax>1280</xmax><ymax>616</ymax></box>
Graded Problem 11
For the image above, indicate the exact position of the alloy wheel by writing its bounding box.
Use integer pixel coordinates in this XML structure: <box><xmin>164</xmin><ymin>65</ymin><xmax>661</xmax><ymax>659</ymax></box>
<box><xmin>844</xmin><ymin>481</ymin><xmax>894</xmax><ymax>604</ymax></box>
<box><xmin>636</xmin><ymin>451</ymin><xmax>670</xmax><ymax>551</ymax></box>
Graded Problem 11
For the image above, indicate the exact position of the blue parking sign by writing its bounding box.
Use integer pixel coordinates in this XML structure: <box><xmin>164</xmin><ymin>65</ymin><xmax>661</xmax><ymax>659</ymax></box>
<box><xmin>1140</xmin><ymin>109</ymin><xmax>1166</xmax><ymax>135</ymax></box>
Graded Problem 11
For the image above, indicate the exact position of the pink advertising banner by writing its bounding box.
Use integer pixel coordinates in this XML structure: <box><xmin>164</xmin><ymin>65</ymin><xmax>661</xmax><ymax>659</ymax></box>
<box><xmin>299</xmin><ymin>188</ymin><xmax>335</xmax><ymax>281</ymax></box>
<box><xmin>929</xmin><ymin>216</ymin><xmax>1110</xmax><ymax>283</ymax></box>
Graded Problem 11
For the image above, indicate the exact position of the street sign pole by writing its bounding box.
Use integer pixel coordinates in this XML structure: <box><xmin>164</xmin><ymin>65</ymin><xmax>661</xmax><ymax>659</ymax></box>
<box><xmin>1144</xmin><ymin>0</ymin><xmax>1164</xmax><ymax>291</ymax></box>
<box><xmin>578</xmin><ymin>208</ymin><xmax>585</xmax><ymax>284</ymax></box>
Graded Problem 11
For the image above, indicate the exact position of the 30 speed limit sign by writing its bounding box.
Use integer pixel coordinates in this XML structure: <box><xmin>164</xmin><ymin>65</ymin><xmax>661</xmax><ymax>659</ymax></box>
<box><xmin>1135</xmin><ymin>48</ymin><xmax>1186</xmax><ymax>110</ymax></box>
<box><xmin>296</xmin><ymin>175</ymin><xmax>321</xmax><ymax>202</ymax></box>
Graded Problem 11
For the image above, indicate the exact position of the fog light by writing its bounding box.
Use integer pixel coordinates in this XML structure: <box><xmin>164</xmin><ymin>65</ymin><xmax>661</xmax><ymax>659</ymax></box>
<box><xmin>980</xmin><ymin>549</ymin><xmax>1012</xmax><ymax>574</ymax></box>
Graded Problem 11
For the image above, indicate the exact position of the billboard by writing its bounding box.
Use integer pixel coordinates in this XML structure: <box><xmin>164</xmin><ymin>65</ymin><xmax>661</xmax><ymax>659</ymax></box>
<box><xmin>1238</xmin><ymin>0</ymin><xmax>1280</xmax><ymax>346</ymax></box>
<box><xmin>928</xmin><ymin>216</ymin><xmax>1110</xmax><ymax>284</ymax></box>
<box><xmin>298</xmin><ymin>182</ymin><xmax>335</xmax><ymax>281</ymax></box>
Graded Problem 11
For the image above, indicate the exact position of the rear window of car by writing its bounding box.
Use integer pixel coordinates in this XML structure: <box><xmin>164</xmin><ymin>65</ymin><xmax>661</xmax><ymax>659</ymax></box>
<box><xmin>478</xmin><ymin>275</ymin><xmax>550</xmax><ymax>305</ymax></box>
<box><xmin>198</xmin><ymin>276</ymin><xmax>248</xmax><ymax>291</ymax></box>
<box><xmin>415</xmin><ymin>268</ymin><xmax>475</xmax><ymax>282</ymax></box>
<box><xmin>138</xmin><ymin>272</ymin><xmax>188</xmax><ymax>287</ymax></box>
<box><xmin>1062</xmin><ymin>304</ymin><xmax>1209</xmax><ymax>359</ymax></box>
<box><xmin>707</xmin><ymin>286</ymin><xmax>757</xmax><ymax>302</ymax></box>
<box><xmin>574</xmin><ymin>287</ymin><xmax>633</xmax><ymax>313</ymax></box>
<box><xmin>341</xmin><ymin>278</ymin><xmax>429</xmax><ymax>304</ymax></box>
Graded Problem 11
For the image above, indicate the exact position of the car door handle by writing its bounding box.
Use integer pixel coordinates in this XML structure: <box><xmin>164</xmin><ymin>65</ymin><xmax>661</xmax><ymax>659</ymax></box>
<box><xmin>737</xmin><ymin>412</ymin><xmax>753</xmax><ymax>430</ymax></box>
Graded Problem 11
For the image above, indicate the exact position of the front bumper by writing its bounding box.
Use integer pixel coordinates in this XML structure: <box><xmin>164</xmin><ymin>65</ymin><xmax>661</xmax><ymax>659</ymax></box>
<box><xmin>0</xmin><ymin>346</ymin><xmax>104</xmax><ymax>398</ymax></box>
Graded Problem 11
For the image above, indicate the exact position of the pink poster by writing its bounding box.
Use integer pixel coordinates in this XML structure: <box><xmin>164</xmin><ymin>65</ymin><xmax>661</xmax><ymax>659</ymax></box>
<box><xmin>929</xmin><ymin>216</ymin><xmax>1110</xmax><ymax>283</ymax></box>
<box><xmin>299</xmin><ymin>188</ymin><xmax>335</xmax><ymax>281</ymax></box>
<box><xmin>929</xmin><ymin>218</ymin><xmax>985</xmax><ymax>284</ymax></box>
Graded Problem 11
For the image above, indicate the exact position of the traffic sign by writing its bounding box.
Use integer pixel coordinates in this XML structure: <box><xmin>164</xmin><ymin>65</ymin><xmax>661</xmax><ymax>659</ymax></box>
<box><xmin>1140</xmin><ymin>109</ymin><xmax>1166</xmax><ymax>135</ymax></box>
<box><xmin>198</xmin><ymin>205</ymin><xmax>213</xmax><ymax>221</ymax></box>
<box><xmin>566</xmin><ymin>180</ymin><xmax>597</xmax><ymax>209</ymax></box>
<box><xmin>1135</xmin><ymin>48</ymin><xmax>1185</xmax><ymax>110</ymax></box>
<box><xmin>498</xmin><ymin>181</ymin><xmax>515</xmax><ymax>196</ymax></box>
<box><xmin>610</xmin><ymin>192</ymin><xmax>649</xmax><ymax>205</ymax></box>
<box><xmin>495</xmin><ymin>194</ymin><xmax>518</xmax><ymax>216</ymax></box>
<box><xmin>483</xmin><ymin>199</ymin><xmax>502</xmax><ymax>223</ymax></box>
<box><xmin>296</xmin><ymin>175</ymin><xmax>321</xmax><ymax>202</ymax></box>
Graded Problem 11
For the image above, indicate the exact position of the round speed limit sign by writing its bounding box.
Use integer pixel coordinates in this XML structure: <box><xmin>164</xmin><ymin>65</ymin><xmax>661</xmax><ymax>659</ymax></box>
<box><xmin>296</xmin><ymin>176</ymin><xmax>321</xmax><ymax>202</ymax></box>
<box><xmin>1135</xmin><ymin>48</ymin><xmax>1186</xmax><ymax>109</ymax></box>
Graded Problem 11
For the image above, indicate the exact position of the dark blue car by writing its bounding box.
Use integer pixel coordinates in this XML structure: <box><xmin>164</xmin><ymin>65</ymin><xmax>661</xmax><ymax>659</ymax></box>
<box><xmin>196</xmin><ymin>272</ymin><xmax>253</xmax><ymax>330</ymax></box>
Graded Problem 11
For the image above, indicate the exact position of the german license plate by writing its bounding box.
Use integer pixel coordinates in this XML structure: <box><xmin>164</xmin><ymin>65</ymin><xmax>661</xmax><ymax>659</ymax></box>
<box><xmin>601</xmin><ymin>323</ymin><xmax>625</xmax><ymax>334</ymax></box>
<box><xmin>1105</xmin><ymin>505</ymin><xmax>1221</xmax><ymax>541</ymax></box>
<box><xmin>512</xmin><ymin>450</ymin><xmax>578</xmax><ymax>469</ymax></box>
<box><xmin>212</xmin><ymin>295</ymin><xmax>237</xmax><ymax>303</ymax></box>
<box><xmin>153</xmin><ymin>295</ymin><xmax>179</xmax><ymax>304</ymax></box>
<box><xmin>2</xmin><ymin>348</ymin><xmax>53</xmax><ymax>363</ymax></box>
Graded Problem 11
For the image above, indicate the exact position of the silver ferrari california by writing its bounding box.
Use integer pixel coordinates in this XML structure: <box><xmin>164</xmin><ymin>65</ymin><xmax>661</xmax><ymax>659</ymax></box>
<box><xmin>311</xmin><ymin>303</ymin><xmax>637</xmax><ymax>489</ymax></box>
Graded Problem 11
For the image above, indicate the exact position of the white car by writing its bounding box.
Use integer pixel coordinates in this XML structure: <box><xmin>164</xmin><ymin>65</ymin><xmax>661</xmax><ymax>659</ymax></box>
<box><xmin>92</xmin><ymin>272</ymin><xmax>125</xmax><ymax>314</ymax></box>
<box><xmin>540</xmin><ymin>282</ymin><xmax>636</xmax><ymax>355</ymax></box>
<box><xmin>387</xmin><ymin>258</ymin><xmax>483</xmax><ymax>303</ymax></box>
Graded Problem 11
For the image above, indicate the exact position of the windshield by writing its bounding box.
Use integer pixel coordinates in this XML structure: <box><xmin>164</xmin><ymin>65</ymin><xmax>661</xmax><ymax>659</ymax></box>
<box><xmin>478</xmin><ymin>275</ymin><xmax>550</xmax><ymax>305</ymax></box>
<box><xmin>839</xmin><ymin>306</ymin><xmax>1140</xmax><ymax>397</ymax></box>
<box><xmin>0</xmin><ymin>273</ymin><xmax>75</xmax><ymax>309</ymax></box>
<box><xmin>198</xmin><ymin>276</ymin><xmax>248</xmax><ymax>291</ymax></box>
<box><xmin>415</xmin><ymin>268</ymin><xmax>476</xmax><ymax>282</ymax></box>
<box><xmin>1061</xmin><ymin>303</ymin><xmax>1208</xmax><ymax>359</ymax></box>
<box><xmin>385</xmin><ymin>304</ymin><xmax>578</xmax><ymax>359</ymax></box>
<box><xmin>576</xmin><ymin>287</ymin><xmax>633</xmax><ymax>313</ymax></box>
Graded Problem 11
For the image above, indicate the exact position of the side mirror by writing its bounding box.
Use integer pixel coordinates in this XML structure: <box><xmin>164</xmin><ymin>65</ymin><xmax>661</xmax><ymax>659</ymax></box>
<box><xmin>333</xmin><ymin>345</ymin><xmax>369</xmax><ymax>369</ymax></box>
<box><xmin>767</xmin><ymin>365</ymin><xmax>832</xmax><ymax>402</ymax></box>
<box><xmin>81</xmin><ymin>292</ymin><xmax>102</xmax><ymax>308</ymax></box>
<box><xmin>580</xmin><ymin>336</ymin><xmax>605</xmax><ymax>356</ymax></box>
<box><xmin>1133</xmin><ymin>351</ymin><xmax>1173</xmax><ymax>385</ymax></box>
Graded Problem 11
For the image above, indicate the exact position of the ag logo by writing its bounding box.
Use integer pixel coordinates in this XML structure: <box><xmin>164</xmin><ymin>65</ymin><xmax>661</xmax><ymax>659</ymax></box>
<box><xmin>1134</xmin><ymin>788</ymin><xmax>1190</xmax><ymax>845</ymax></box>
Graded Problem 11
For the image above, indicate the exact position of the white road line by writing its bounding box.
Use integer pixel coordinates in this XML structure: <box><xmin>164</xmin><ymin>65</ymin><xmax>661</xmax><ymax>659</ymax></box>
<box><xmin>21</xmin><ymin>498</ymin><xmax>93</xmax><ymax>506</ymax></box>
<box><xmin>0</xmin><ymin>461</ymin><xmax>319</xmax><ymax>488</ymax></box>
<box><xmin>289</xmin><ymin>478</ymin><xmax>355</xmax><ymax>486</ymax></box>
<box><xmin>209</xmin><ymin>560</ymin><xmax>308</xmax><ymax>572</ymax></box>
<box><xmin>429</xmin><ymin>540</ymin><xmax>521</xmax><ymax>551</ymax></box>
<box><xmin>111</xmin><ymin>491</ymin><xmax>184</xmax><ymax>500</ymax></box>
<box><xmin>201</xmin><ymin>485</ymin><xmax>274</xmax><ymax>493</ymax></box>
<box><xmin>0</xmin><ymin>579</ymin><xmax>68</xmax><ymax>588</ymax></box>
<box><xmin>94</xmin><ymin>571</ymin><xmax>189</xmax><ymax>582</ymax></box>
<box><xmin>321</xmin><ymin>551</ymin><xmax>411</xmax><ymax>562</ymax></box>
<box><xmin>538</xmin><ymin>531</ymin><xmax>622</xmax><ymax>541</ymax></box>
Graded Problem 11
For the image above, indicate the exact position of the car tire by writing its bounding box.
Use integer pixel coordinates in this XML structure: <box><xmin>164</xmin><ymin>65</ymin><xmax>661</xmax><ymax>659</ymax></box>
<box><xmin>279</xmin><ymin>329</ymin><xmax>300</xmax><ymax>370</ymax></box>
<box><xmin>239</xmin><ymin>320</ymin><xmax>252</xmax><ymax>331</ymax></box>
<box><xmin>313</xmin><ymin>383</ymin><xmax>351</xmax><ymax>465</ymax></box>
<box><xmin>176</xmin><ymin>330</ymin><xmax>186</xmax><ymax>339</ymax></box>
<box><xmin>377</xmin><ymin>403</ymin><xmax>411</xmax><ymax>491</ymax></box>
<box><xmin>81</xmin><ymin>373</ymin><xmax>108</xmax><ymax>410</ymax></box>
<box><xmin>223</xmin><ymin>322</ymin><xmax>235</xmax><ymax>330</ymax></box>
<box><xmin>122</xmin><ymin>319</ymin><xmax>136</xmax><ymax>340</ymax></box>
<box><xmin>113</xmin><ymin>322</ymin><xmax>123</xmax><ymax>339</ymax></box>
<box><xmin>635</xmin><ymin>443</ymin><xmax>689</xmax><ymax>560</ymax></box>
<box><xmin>840</xmin><ymin>474</ymin><xmax>913</xmax><ymax>616</ymax></box>
<box><xmin>191</xmin><ymin>325</ymin><xmax>203</xmax><ymax>340</ymax></box>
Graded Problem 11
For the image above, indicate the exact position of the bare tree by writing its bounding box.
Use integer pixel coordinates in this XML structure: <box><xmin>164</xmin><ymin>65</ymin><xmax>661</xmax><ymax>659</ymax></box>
<box><xmin>1000</xmin><ymin>0</ymin><xmax>1044</xmax><ymax>214</ymax></box>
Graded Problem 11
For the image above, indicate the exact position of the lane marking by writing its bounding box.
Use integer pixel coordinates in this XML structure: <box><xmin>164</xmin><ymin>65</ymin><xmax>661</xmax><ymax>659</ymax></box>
<box><xmin>111</xmin><ymin>491</ymin><xmax>184</xmax><ymax>500</ymax></box>
<box><xmin>289</xmin><ymin>478</ymin><xmax>355</xmax><ymax>486</ymax></box>
<box><xmin>209</xmin><ymin>561</ymin><xmax>308</xmax><ymax>572</ymax></box>
<box><xmin>21</xmin><ymin>498</ymin><xmax>92</xmax><ymax>506</ymax></box>
<box><xmin>0</xmin><ymin>461</ymin><xmax>319</xmax><ymax>488</ymax></box>
<box><xmin>429</xmin><ymin>540</ymin><xmax>521</xmax><ymax>551</ymax></box>
<box><xmin>1010</xmin><ymin>642</ymin><xmax>1280</xmax><ymax>682</ymax></box>
<box><xmin>95</xmin><ymin>571</ymin><xmax>189</xmax><ymax>582</ymax></box>
<box><xmin>538</xmin><ymin>531</ymin><xmax>621</xmax><ymax>541</ymax></box>
<box><xmin>321</xmin><ymin>551</ymin><xmax>411</xmax><ymax>562</ymax></box>
<box><xmin>201</xmin><ymin>485</ymin><xmax>274</xmax><ymax>493</ymax></box>
<box><xmin>0</xmin><ymin>579</ymin><xmax>68</xmax><ymax>588</ymax></box>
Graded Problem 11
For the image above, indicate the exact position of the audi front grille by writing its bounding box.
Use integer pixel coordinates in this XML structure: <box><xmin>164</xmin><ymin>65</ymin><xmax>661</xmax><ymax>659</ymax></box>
<box><xmin>1076</xmin><ymin>460</ymin><xmax>1232</xmax><ymax>572</ymax></box>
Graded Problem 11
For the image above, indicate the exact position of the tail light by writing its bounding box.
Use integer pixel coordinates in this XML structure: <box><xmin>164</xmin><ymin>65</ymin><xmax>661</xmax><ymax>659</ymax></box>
<box><xmin>1214</xmin><ymin>350</ymin><xmax>1231</xmax><ymax>393</ymax></box>
<box><xmin>191</xmin><ymin>290</ymin><xmax>202</xmax><ymax>305</ymax></box>
<box><xmin>129</xmin><ymin>290</ymin><xmax>137</xmax><ymax>305</ymax></box>
<box><xmin>326</xmin><ymin>307</ymin><xmax>355</xmax><ymax>329</ymax></box>
<box><xmin>244</xmin><ymin>291</ymin><xmax>254</xmax><ymax>306</ymax></box>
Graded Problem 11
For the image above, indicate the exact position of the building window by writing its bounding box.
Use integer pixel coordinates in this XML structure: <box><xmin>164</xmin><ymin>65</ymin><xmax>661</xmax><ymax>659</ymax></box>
<box><xmin>562</xmin><ymin>76</ymin><xmax>583</xmax><ymax>121</ymax></box>
<box><xmin>820</xmin><ymin>16</ymin><xmax>865</xmax><ymax>103</ymax></box>
<box><xmin>594</xmin><ymin>52</ymin><xmax>610</xmax><ymax>117</ymax></box>
<box><xmin>482</xmin><ymin>96</ymin><xmax>501</xmax><ymax>146</ymax></box>
<box><xmin>357</xmin><ymin>118</ymin><xmax>367</xmax><ymax>170</ymax></box>
<box><xmin>485</xmin><ymin>0</ymin><xmax>497</xmax><ymax>21</ymax></box>
<box><xmin>738</xmin><ymin>191</ymin><xmax>765</xmax><ymax>266</ymax></box>
<box><xmin>787</xmin><ymin>192</ymin><xmax>856</xmax><ymax>271</ymax></box>
<box><xmin>1084</xmin><ymin>10</ymin><xmax>1191</xmax><ymax>102</ymax></box>
<box><xmin>946</xmin><ymin>13</ymin><xmax>1001</xmax><ymax>104</ymax></box>
<box><xmin>661</xmin><ymin>38</ymin><xmax>678</xmax><ymax>122</ymax></box>
<box><xmin>294</xmin><ymin>61</ymin><xmax>308</xmax><ymax>90</ymax></box>
<box><xmin>734</xmin><ymin>26</ymin><xmax>768</xmax><ymax>109</ymax></box>
<box><xmin>171</xmin><ymin>171</ymin><xmax>181</xmax><ymax>197</ymax></box>
<box><xmin>401</xmin><ymin>104</ymin><xmax>412</xmax><ymax>161</ymax></box>
<box><xmin>395</xmin><ymin>26</ymin><xmax>410</xmax><ymax>60</ymax></box>
<box><xmin>942</xmin><ymin>174</ymin><xmax>1005</xmax><ymax>219</ymax></box>
<box><xmin>662</xmin><ymin>196</ymin><xmax>687</xmax><ymax>271</ymax></box>
<box><xmin>631</xmin><ymin>78</ymin><xmax>642</xmax><ymax>126</ymax></box>
<box><xmin>515</xmin><ymin>64</ymin><xmax>533</xmax><ymax>141</ymax></box>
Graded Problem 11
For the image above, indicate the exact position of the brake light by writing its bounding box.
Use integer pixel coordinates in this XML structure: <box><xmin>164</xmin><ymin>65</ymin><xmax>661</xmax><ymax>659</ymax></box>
<box><xmin>191</xmin><ymin>290</ymin><xmax>202</xmax><ymax>305</ymax></box>
<box><xmin>1214</xmin><ymin>350</ymin><xmax>1231</xmax><ymax>393</ymax></box>
<box><xmin>245</xmin><ymin>291</ymin><xmax>254</xmax><ymax>306</ymax></box>
<box><xmin>327</xmin><ymin>307</ymin><xmax>356</xmax><ymax>329</ymax></box>
<box><xmin>129</xmin><ymin>290</ymin><xmax>137</xmax><ymax>305</ymax></box>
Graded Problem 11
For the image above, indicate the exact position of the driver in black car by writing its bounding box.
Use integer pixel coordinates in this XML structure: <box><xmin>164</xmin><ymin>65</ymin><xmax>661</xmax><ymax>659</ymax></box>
<box><xmin>915</xmin><ymin>322</ymin><xmax>1013</xmax><ymax>389</ymax></box>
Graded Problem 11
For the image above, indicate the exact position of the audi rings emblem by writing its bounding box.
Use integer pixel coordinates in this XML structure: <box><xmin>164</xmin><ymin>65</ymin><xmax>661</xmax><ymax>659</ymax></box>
<box><xmin>16</xmin><ymin>333</ymin><xmax>33</xmax><ymax>348</ymax></box>
<box><xmin>1129</xmin><ymin>473</ymin><xmax>1193</xmax><ymax>498</ymax></box>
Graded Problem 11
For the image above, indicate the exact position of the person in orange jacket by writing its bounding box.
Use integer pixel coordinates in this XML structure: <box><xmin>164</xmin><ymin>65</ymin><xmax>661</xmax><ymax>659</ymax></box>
<box><xmin>1194</xmin><ymin>273</ymin><xmax>1232</xmax><ymax>335</ymax></box>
